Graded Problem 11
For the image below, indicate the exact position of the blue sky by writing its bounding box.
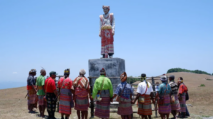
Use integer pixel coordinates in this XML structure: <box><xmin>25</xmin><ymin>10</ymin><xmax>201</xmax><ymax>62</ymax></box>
<box><xmin>0</xmin><ymin>0</ymin><xmax>212</xmax><ymax>89</ymax></box>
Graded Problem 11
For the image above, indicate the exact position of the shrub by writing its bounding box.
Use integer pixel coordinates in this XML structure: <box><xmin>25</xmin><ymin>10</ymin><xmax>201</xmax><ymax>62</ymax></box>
<box><xmin>167</xmin><ymin>68</ymin><xmax>211</xmax><ymax>75</ymax></box>
<box><xmin>200</xmin><ymin>84</ymin><xmax>205</xmax><ymax>87</ymax></box>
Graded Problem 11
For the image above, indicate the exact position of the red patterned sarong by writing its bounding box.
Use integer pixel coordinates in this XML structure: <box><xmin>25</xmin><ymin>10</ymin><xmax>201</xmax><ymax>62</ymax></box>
<box><xmin>75</xmin><ymin>88</ymin><xmax>89</xmax><ymax>111</ymax></box>
<box><xmin>158</xmin><ymin>94</ymin><xmax>171</xmax><ymax>114</ymax></box>
<box><xmin>58</xmin><ymin>78</ymin><xmax>73</xmax><ymax>115</ymax></box>
<box><xmin>171</xmin><ymin>94</ymin><xmax>180</xmax><ymax>111</ymax></box>
<box><xmin>101</xmin><ymin>29</ymin><xmax>114</xmax><ymax>58</ymax></box>
<box><xmin>138</xmin><ymin>95</ymin><xmax>152</xmax><ymax>115</ymax></box>
<box><xmin>95</xmin><ymin>97</ymin><xmax>110</xmax><ymax>118</ymax></box>
<box><xmin>28</xmin><ymin>87</ymin><xmax>37</xmax><ymax>105</ymax></box>
<box><xmin>117</xmin><ymin>96</ymin><xmax>133</xmax><ymax>115</ymax></box>
<box><xmin>179</xmin><ymin>93</ymin><xmax>186</xmax><ymax>112</ymax></box>
<box><xmin>38</xmin><ymin>95</ymin><xmax>46</xmax><ymax>106</ymax></box>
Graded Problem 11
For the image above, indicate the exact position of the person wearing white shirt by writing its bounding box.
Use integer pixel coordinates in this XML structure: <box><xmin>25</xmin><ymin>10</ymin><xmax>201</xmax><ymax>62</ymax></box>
<box><xmin>132</xmin><ymin>74</ymin><xmax>155</xmax><ymax>119</ymax></box>
<box><xmin>155</xmin><ymin>82</ymin><xmax>160</xmax><ymax>92</ymax></box>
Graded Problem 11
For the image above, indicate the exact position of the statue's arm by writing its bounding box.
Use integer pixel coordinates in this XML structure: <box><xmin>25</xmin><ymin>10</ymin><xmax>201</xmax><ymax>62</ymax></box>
<box><xmin>111</xmin><ymin>14</ymin><xmax>115</xmax><ymax>33</ymax></box>
<box><xmin>99</xmin><ymin>15</ymin><xmax>102</xmax><ymax>37</ymax></box>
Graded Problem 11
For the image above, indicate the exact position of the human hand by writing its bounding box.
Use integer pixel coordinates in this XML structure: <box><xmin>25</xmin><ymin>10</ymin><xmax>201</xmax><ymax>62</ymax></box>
<box><xmin>73</xmin><ymin>96</ymin><xmax>76</xmax><ymax>101</ymax></box>
<box><xmin>99</xmin><ymin>33</ymin><xmax>101</xmax><ymax>37</ymax></box>
<box><xmin>112</xmin><ymin>31</ymin><xmax>115</xmax><ymax>36</ymax></box>
<box><xmin>152</xmin><ymin>100</ymin><xmax>156</xmax><ymax>104</ymax></box>
<box><xmin>90</xmin><ymin>96</ymin><xmax>93</xmax><ymax>101</ymax></box>
<box><xmin>110</xmin><ymin>98</ymin><xmax>113</xmax><ymax>102</ymax></box>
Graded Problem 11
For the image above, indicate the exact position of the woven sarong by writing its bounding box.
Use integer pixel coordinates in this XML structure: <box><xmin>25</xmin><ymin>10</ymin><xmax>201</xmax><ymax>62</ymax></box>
<box><xmin>28</xmin><ymin>94</ymin><xmax>37</xmax><ymax>104</ymax></box>
<box><xmin>74</xmin><ymin>87</ymin><xmax>89</xmax><ymax>111</ymax></box>
<box><xmin>95</xmin><ymin>90</ymin><xmax>111</xmax><ymax>118</ymax></box>
<box><xmin>158</xmin><ymin>94</ymin><xmax>171</xmax><ymax>114</ymax></box>
<box><xmin>138</xmin><ymin>95</ymin><xmax>152</xmax><ymax>115</ymax></box>
<box><xmin>75</xmin><ymin>96</ymin><xmax>89</xmax><ymax>111</ymax></box>
<box><xmin>117</xmin><ymin>97</ymin><xmax>133</xmax><ymax>115</ymax></box>
<box><xmin>179</xmin><ymin>93</ymin><xmax>186</xmax><ymax>112</ymax></box>
<box><xmin>38</xmin><ymin>95</ymin><xmax>46</xmax><ymax>106</ymax></box>
<box><xmin>95</xmin><ymin>97</ymin><xmax>110</xmax><ymax>118</ymax></box>
<box><xmin>101</xmin><ymin>29</ymin><xmax>114</xmax><ymax>58</ymax></box>
<box><xmin>46</xmin><ymin>93</ymin><xmax>56</xmax><ymax>113</ymax></box>
<box><xmin>59</xmin><ymin>89</ymin><xmax>73</xmax><ymax>114</ymax></box>
<box><xmin>171</xmin><ymin>94</ymin><xmax>180</xmax><ymax>111</ymax></box>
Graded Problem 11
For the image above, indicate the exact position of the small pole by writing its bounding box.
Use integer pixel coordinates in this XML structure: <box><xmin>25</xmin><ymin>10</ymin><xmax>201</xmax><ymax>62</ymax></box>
<box><xmin>89</xmin><ymin>77</ymin><xmax>94</xmax><ymax>118</ymax></box>
<box><xmin>151</xmin><ymin>77</ymin><xmax>157</xmax><ymax>118</ymax></box>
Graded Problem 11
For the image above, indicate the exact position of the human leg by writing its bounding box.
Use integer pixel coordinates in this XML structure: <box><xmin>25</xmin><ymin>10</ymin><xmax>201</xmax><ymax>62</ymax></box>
<box><xmin>166</xmin><ymin>114</ymin><xmax>170</xmax><ymax>119</ymax></box>
<box><xmin>61</xmin><ymin>113</ymin><xmax>65</xmax><ymax>119</ymax></box>
<box><xmin>171</xmin><ymin>110</ymin><xmax>175</xmax><ymax>118</ymax></box>
<box><xmin>108</xmin><ymin>53</ymin><xmax>113</xmax><ymax>58</ymax></box>
<box><xmin>160</xmin><ymin>114</ymin><xmax>165</xmax><ymax>119</ymax></box>
<box><xmin>42</xmin><ymin>105</ymin><xmax>46</xmax><ymax>117</ymax></box>
<box><xmin>128</xmin><ymin>115</ymin><xmax>132</xmax><ymax>119</ymax></box>
<box><xmin>142</xmin><ymin>115</ymin><xmax>148</xmax><ymax>119</ymax></box>
<box><xmin>38</xmin><ymin>105</ymin><xmax>42</xmax><ymax>116</ymax></box>
<box><xmin>102</xmin><ymin>54</ymin><xmax>105</xmax><ymax>58</ymax></box>
<box><xmin>77</xmin><ymin>110</ymin><xmax>80</xmax><ymax>119</ymax></box>
<box><xmin>65</xmin><ymin>114</ymin><xmax>70</xmax><ymax>119</ymax></box>
<box><xmin>84</xmin><ymin>111</ymin><xmax>88</xmax><ymax>119</ymax></box>
<box><xmin>121</xmin><ymin>115</ymin><xmax>125</xmax><ymax>119</ymax></box>
<box><xmin>81</xmin><ymin>111</ymin><xmax>85</xmax><ymax>119</ymax></box>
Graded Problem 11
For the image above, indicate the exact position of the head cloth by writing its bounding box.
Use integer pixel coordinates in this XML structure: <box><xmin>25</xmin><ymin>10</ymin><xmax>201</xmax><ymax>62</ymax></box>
<box><xmin>79</xmin><ymin>69</ymin><xmax>86</xmax><ymax>75</ymax></box>
<box><xmin>100</xmin><ymin>68</ymin><xmax>106</xmax><ymax>75</ymax></box>
<box><xmin>120</xmin><ymin>72</ymin><xmax>127</xmax><ymax>82</ymax></box>
<box><xmin>102</xmin><ymin>5</ymin><xmax>110</xmax><ymax>10</ymax></box>
<box><xmin>160</xmin><ymin>75</ymin><xmax>168</xmax><ymax>82</ymax></box>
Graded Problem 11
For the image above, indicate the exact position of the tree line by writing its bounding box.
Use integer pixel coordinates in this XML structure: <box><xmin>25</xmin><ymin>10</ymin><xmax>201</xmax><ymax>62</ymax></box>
<box><xmin>127</xmin><ymin>76</ymin><xmax>141</xmax><ymax>84</ymax></box>
<box><xmin>167</xmin><ymin>68</ymin><xmax>212</xmax><ymax>75</ymax></box>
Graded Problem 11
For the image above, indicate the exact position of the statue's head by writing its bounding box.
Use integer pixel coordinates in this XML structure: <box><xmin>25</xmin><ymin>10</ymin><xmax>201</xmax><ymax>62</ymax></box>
<box><xmin>102</xmin><ymin>5</ymin><xmax>110</xmax><ymax>14</ymax></box>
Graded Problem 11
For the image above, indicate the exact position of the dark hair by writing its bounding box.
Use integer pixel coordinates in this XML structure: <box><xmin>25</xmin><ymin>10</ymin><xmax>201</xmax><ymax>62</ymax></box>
<box><xmin>179</xmin><ymin>77</ymin><xmax>183</xmax><ymax>80</ymax></box>
<box><xmin>64</xmin><ymin>69</ymin><xmax>70</xmax><ymax>79</ymax></box>
<box><xmin>141</xmin><ymin>73</ymin><xmax>146</xmax><ymax>78</ymax></box>
<box><xmin>170</xmin><ymin>77</ymin><xmax>175</xmax><ymax>80</ymax></box>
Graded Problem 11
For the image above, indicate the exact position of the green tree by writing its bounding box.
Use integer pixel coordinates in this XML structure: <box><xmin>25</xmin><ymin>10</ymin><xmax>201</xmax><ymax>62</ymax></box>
<box><xmin>167</xmin><ymin>68</ymin><xmax>211</xmax><ymax>75</ymax></box>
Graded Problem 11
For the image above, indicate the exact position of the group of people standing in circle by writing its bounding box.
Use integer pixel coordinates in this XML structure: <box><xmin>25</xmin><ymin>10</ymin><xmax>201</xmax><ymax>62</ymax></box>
<box><xmin>27</xmin><ymin>68</ymin><xmax>189</xmax><ymax>119</ymax></box>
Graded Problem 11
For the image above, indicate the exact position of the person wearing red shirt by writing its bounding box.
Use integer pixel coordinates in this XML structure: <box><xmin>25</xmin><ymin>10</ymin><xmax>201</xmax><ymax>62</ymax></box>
<box><xmin>178</xmin><ymin>77</ymin><xmax>188</xmax><ymax>118</ymax></box>
<box><xmin>45</xmin><ymin>71</ymin><xmax>58</xmax><ymax>119</ymax></box>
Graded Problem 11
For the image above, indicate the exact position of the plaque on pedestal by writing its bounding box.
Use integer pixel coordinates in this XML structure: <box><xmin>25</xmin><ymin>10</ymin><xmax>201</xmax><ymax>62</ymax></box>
<box><xmin>88</xmin><ymin>58</ymin><xmax>125</xmax><ymax>92</ymax></box>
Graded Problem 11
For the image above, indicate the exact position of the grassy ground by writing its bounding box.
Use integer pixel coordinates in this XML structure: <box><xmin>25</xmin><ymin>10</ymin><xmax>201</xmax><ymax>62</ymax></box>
<box><xmin>0</xmin><ymin>72</ymin><xmax>213</xmax><ymax>119</ymax></box>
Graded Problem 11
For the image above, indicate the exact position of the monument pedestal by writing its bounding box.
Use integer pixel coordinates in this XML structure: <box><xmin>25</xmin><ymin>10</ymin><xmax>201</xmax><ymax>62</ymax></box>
<box><xmin>88</xmin><ymin>58</ymin><xmax>125</xmax><ymax>92</ymax></box>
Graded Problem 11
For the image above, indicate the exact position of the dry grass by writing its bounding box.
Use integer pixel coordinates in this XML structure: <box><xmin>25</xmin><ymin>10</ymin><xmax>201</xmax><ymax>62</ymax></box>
<box><xmin>0</xmin><ymin>72</ymin><xmax>213</xmax><ymax>119</ymax></box>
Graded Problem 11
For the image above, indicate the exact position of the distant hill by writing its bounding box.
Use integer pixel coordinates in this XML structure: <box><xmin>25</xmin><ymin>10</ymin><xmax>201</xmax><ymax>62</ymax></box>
<box><xmin>167</xmin><ymin>68</ymin><xmax>211</xmax><ymax>75</ymax></box>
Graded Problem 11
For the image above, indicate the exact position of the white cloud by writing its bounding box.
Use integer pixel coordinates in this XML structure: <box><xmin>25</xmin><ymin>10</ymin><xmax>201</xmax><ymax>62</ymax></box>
<box><xmin>13</xmin><ymin>72</ymin><xmax>18</xmax><ymax>74</ymax></box>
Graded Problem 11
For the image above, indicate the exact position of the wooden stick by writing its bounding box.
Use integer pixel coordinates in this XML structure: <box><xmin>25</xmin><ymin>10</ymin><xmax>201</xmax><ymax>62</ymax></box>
<box><xmin>25</xmin><ymin>93</ymin><xmax>28</xmax><ymax>98</ymax></box>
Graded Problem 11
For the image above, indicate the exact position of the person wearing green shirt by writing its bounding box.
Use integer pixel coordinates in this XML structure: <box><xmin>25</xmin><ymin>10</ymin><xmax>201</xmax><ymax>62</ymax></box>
<box><xmin>92</xmin><ymin>68</ymin><xmax>113</xmax><ymax>119</ymax></box>
<box><xmin>36</xmin><ymin>69</ymin><xmax>46</xmax><ymax>118</ymax></box>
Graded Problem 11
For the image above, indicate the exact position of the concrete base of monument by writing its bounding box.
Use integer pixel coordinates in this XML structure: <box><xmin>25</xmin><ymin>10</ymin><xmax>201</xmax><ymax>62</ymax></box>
<box><xmin>88</xmin><ymin>58</ymin><xmax>125</xmax><ymax>92</ymax></box>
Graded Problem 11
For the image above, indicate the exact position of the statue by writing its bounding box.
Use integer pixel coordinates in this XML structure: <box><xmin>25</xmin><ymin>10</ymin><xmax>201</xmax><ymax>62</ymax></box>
<box><xmin>99</xmin><ymin>5</ymin><xmax>115</xmax><ymax>58</ymax></box>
